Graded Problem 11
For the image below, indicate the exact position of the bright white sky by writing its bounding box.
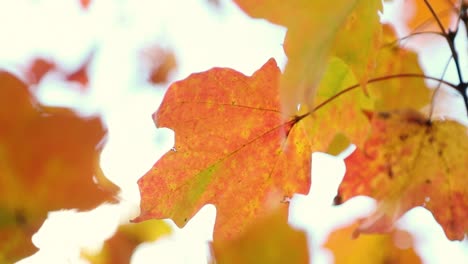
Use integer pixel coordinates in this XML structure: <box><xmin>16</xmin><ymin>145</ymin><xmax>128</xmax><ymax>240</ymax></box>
<box><xmin>0</xmin><ymin>0</ymin><xmax>466</xmax><ymax>263</ymax></box>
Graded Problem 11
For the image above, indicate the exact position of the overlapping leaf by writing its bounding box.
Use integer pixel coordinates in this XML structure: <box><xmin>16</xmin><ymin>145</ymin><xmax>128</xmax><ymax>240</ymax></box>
<box><xmin>211</xmin><ymin>207</ymin><xmax>309</xmax><ymax>264</ymax></box>
<box><xmin>335</xmin><ymin>109</ymin><xmax>468</xmax><ymax>241</ymax></box>
<box><xmin>324</xmin><ymin>221</ymin><xmax>421</xmax><ymax>264</ymax></box>
<box><xmin>134</xmin><ymin>59</ymin><xmax>313</xmax><ymax>241</ymax></box>
<box><xmin>233</xmin><ymin>0</ymin><xmax>382</xmax><ymax>114</ymax></box>
<box><xmin>300</xmin><ymin>57</ymin><xmax>372</xmax><ymax>154</ymax></box>
<box><xmin>83</xmin><ymin>220</ymin><xmax>171</xmax><ymax>264</ymax></box>
<box><xmin>0</xmin><ymin>71</ymin><xmax>118</xmax><ymax>262</ymax></box>
<box><xmin>403</xmin><ymin>0</ymin><xmax>460</xmax><ymax>32</ymax></box>
<box><xmin>330</xmin><ymin>0</ymin><xmax>382</xmax><ymax>86</ymax></box>
<box><xmin>367</xmin><ymin>25</ymin><xmax>432</xmax><ymax>111</ymax></box>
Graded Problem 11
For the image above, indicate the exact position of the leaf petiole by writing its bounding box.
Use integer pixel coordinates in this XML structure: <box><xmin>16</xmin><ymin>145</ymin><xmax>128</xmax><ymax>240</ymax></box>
<box><xmin>294</xmin><ymin>73</ymin><xmax>459</xmax><ymax>122</ymax></box>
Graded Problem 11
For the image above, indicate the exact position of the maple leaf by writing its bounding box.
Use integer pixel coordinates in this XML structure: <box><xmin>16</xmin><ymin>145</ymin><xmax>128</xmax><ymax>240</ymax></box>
<box><xmin>324</xmin><ymin>221</ymin><xmax>421</xmax><ymax>264</ymax></box>
<box><xmin>233</xmin><ymin>0</ymin><xmax>382</xmax><ymax>114</ymax></box>
<box><xmin>83</xmin><ymin>220</ymin><xmax>171</xmax><ymax>264</ymax></box>
<box><xmin>133</xmin><ymin>59</ymin><xmax>313</xmax><ymax>241</ymax></box>
<box><xmin>211</xmin><ymin>207</ymin><xmax>309</xmax><ymax>264</ymax></box>
<box><xmin>367</xmin><ymin>24</ymin><xmax>432</xmax><ymax>111</ymax></box>
<box><xmin>335</xmin><ymin>109</ymin><xmax>468</xmax><ymax>241</ymax></box>
<box><xmin>0</xmin><ymin>71</ymin><xmax>119</xmax><ymax>262</ymax></box>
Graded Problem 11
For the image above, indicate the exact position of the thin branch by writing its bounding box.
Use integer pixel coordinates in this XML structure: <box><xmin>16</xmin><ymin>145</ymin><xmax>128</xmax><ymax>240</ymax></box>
<box><xmin>429</xmin><ymin>55</ymin><xmax>453</xmax><ymax>119</ymax></box>
<box><xmin>385</xmin><ymin>31</ymin><xmax>446</xmax><ymax>48</ymax></box>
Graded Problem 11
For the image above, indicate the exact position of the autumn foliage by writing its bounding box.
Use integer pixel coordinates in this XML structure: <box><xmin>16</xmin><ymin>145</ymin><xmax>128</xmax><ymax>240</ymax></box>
<box><xmin>1</xmin><ymin>0</ymin><xmax>467</xmax><ymax>263</ymax></box>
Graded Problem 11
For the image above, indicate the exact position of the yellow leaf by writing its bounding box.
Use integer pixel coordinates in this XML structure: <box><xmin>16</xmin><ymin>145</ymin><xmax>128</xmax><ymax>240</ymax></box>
<box><xmin>368</xmin><ymin>25</ymin><xmax>432</xmax><ymax>111</ymax></box>
<box><xmin>234</xmin><ymin>0</ymin><xmax>382</xmax><ymax>114</ymax></box>
<box><xmin>83</xmin><ymin>220</ymin><xmax>171</xmax><ymax>264</ymax></box>
<box><xmin>212</xmin><ymin>208</ymin><xmax>309</xmax><ymax>264</ymax></box>
<box><xmin>325</xmin><ymin>221</ymin><xmax>422</xmax><ymax>264</ymax></box>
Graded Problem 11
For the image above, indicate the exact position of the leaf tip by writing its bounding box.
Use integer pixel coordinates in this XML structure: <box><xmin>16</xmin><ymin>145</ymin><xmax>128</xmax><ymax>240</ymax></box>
<box><xmin>333</xmin><ymin>194</ymin><xmax>343</xmax><ymax>206</ymax></box>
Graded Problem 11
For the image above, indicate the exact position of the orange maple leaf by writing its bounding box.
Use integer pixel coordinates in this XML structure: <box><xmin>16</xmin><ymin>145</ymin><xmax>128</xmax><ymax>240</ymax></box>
<box><xmin>336</xmin><ymin>109</ymin><xmax>468</xmax><ymax>241</ymax></box>
<box><xmin>211</xmin><ymin>207</ymin><xmax>309</xmax><ymax>264</ymax></box>
<box><xmin>0</xmin><ymin>71</ymin><xmax>118</xmax><ymax>262</ymax></box>
<box><xmin>133</xmin><ymin>59</ymin><xmax>312</xmax><ymax>241</ymax></box>
<box><xmin>233</xmin><ymin>0</ymin><xmax>382</xmax><ymax>115</ymax></box>
<box><xmin>324</xmin><ymin>221</ymin><xmax>422</xmax><ymax>264</ymax></box>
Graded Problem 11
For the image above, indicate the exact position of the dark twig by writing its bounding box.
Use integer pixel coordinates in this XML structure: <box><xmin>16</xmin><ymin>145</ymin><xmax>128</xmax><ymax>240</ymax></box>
<box><xmin>424</xmin><ymin>0</ymin><xmax>467</xmax><ymax>115</ymax></box>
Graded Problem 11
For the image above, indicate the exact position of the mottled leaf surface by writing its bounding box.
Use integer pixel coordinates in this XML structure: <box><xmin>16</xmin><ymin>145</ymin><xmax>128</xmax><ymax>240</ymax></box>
<box><xmin>134</xmin><ymin>59</ymin><xmax>312</xmax><ymax>241</ymax></box>
<box><xmin>336</xmin><ymin>109</ymin><xmax>468</xmax><ymax>240</ymax></box>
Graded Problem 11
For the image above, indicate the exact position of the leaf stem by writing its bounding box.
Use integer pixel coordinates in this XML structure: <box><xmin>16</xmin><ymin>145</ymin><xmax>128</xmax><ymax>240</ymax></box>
<box><xmin>386</xmin><ymin>31</ymin><xmax>446</xmax><ymax>48</ymax></box>
<box><xmin>294</xmin><ymin>73</ymin><xmax>459</xmax><ymax>122</ymax></box>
